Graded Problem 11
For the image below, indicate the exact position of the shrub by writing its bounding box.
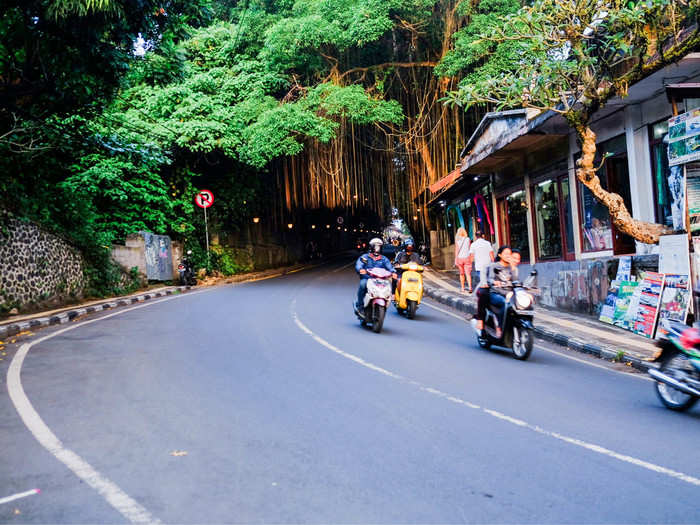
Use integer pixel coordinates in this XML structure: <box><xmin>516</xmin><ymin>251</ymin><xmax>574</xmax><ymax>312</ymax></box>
<box><xmin>209</xmin><ymin>245</ymin><xmax>252</xmax><ymax>276</ymax></box>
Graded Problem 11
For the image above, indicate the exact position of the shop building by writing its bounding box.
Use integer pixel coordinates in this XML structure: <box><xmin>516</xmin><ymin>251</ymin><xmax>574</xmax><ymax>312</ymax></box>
<box><xmin>427</xmin><ymin>52</ymin><xmax>700</xmax><ymax>314</ymax></box>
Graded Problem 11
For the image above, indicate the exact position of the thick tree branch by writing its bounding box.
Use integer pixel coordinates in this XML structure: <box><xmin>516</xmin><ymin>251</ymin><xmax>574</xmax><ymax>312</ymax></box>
<box><xmin>339</xmin><ymin>61</ymin><xmax>438</xmax><ymax>80</ymax></box>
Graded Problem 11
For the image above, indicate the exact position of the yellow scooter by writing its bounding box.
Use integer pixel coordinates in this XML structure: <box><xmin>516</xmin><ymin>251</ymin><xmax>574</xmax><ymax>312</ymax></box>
<box><xmin>394</xmin><ymin>263</ymin><xmax>424</xmax><ymax>319</ymax></box>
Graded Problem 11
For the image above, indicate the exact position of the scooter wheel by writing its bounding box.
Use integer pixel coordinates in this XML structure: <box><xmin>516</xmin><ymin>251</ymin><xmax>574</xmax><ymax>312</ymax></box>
<box><xmin>477</xmin><ymin>335</ymin><xmax>491</xmax><ymax>349</ymax></box>
<box><xmin>372</xmin><ymin>305</ymin><xmax>386</xmax><ymax>334</ymax></box>
<box><xmin>512</xmin><ymin>327</ymin><xmax>533</xmax><ymax>360</ymax></box>
<box><xmin>406</xmin><ymin>300</ymin><xmax>417</xmax><ymax>319</ymax></box>
<box><xmin>655</xmin><ymin>353</ymin><xmax>699</xmax><ymax>411</ymax></box>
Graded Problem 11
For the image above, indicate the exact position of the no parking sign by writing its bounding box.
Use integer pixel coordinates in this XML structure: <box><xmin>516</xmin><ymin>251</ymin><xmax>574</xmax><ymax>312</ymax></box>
<box><xmin>195</xmin><ymin>189</ymin><xmax>214</xmax><ymax>266</ymax></box>
<box><xmin>195</xmin><ymin>189</ymin><xmax>214</xmax><ymax>208</ymax></box>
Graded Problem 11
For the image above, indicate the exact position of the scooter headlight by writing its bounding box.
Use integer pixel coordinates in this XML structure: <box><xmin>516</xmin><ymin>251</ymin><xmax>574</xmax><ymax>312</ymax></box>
<box><xmin>515</xmin><ymin>290</ymin><xmax>532</xmax><ymax>310</ymax></box>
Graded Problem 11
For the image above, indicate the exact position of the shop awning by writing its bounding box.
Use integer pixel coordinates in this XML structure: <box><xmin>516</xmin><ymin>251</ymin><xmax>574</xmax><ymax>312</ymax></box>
<box><xmin>429</xmin><ymin>167</ymin><xmax>461</xmax><ymax>194</ymax></box>
<box><xmin>665</xmin><ymin>82</ymin><xmax>700</xmax><ymax>103</ymax></box>
<box><xmin>459</xmin><ymin>109</ymin><xmax>568</xmax><ymax>175</ymax></box>
<box><xmin>427</xmin><ymin>109</ymin><xmax>568</xmax><ymax>207</ymax></box>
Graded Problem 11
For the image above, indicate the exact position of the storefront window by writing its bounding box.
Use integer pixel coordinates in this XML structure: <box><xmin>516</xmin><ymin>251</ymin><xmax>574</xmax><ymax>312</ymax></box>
<box><xmin>505</xmin><ymin>190</ymin><xmax>530</xmax><ymax>258</ymax></box>
<box><xmin>578</xmin><ymin>135</ymin><xmax>627</xmax><ymax>252</ymax></box>
<box><xmin>561</xmin><ymin>178</ymin><xmax>575</xmax><ymax>255</ymax></box>
<box><xmin>651</xmin><ymin>120</ymin><xmax>673</xmax><ymax>227</ymax></box>
<box><xmin>534</xmin><ymin>179</ymin><xmax>562</xmax><ymax>259</ymax></box>
<box><xmin>580</xmin><ymin>184</ymin><xmax>613</xmax><ymax>251</ymax></box>
<box><xmin>650</xmin><ymin>120</ymin><xmax>679</xmax><ymax>229</ymax></box>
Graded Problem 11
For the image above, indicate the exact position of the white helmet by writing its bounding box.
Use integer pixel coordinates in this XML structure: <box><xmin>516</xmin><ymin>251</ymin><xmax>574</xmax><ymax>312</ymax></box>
<box><xmin>369</xmin><ymin>237</ymin><xmax>383</xmax><ymax>248</ymax></box>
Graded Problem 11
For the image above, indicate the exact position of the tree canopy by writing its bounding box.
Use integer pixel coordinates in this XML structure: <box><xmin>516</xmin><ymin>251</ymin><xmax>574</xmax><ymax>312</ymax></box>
<box><xmin>446</xmin><ymin>0</ymin><xmax>700</xmax><ymax>244</ymax></box>
<box><xmin>4</xmin><ymin>0</ymin><xmax>695</xmax><ymax>292</ymax></box>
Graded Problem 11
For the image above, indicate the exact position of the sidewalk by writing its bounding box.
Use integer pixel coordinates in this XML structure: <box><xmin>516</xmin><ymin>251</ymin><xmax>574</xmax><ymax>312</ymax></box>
<box><xmin>0</xmin><ymin>263</ymin><xmax>311</xmax><ymax>341</ymax></box>
<box><xmin>423</xmin><ymin>268</ymin><xmax>659</xmax><ymax>372</ymax></box>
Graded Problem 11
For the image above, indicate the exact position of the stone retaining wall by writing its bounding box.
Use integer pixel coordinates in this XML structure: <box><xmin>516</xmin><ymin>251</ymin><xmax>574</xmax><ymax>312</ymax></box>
<box><xmin>0</xmin><ymin>212</ymin><xmax>86</xmax><ymax>313</ymax></box>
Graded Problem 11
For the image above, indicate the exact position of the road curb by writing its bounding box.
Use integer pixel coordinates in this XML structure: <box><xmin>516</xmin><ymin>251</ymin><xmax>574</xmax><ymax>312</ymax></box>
<box><xmin>0</xmin><ymin>287</ymin><xmax>193</xmax><ymax>341</ymax></box>
<box><xmin>424</xmin><ymin>282</ymin><xmax>654</xmax><ymax>373</ymax></box>
<box><xmin>0</xmin><ymin>261</ymin><xmax>319</xmax><ymax>344</ymax></box>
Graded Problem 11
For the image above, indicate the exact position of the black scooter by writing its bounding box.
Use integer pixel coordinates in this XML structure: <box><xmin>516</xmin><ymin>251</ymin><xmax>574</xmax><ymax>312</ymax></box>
<box><xmin>474</xmin><ymin>271</ymin><xmax>538</xmax><ymax>360</ymax></box>
<box><xmin>178</xmin><ymin>250</ymin><xmax>197</xmax><ymax>286</ymax></box>
<box><xmin>648</xmin><ymin>319</ymin><xmax>700</xmax><ymax>411</ymax></box>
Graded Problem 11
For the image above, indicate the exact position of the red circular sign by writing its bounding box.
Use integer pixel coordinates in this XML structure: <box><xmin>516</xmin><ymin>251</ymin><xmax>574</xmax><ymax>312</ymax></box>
<box><xmin>195</xmin><ymin>189</ymin><xmax>214</xmax><ymax>209</ymax></box>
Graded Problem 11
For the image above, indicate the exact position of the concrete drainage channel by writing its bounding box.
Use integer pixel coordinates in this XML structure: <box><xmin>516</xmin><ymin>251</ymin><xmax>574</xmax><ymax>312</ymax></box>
<box><xmin>423</xmin><ymin>283</ymin><xmax>655</xmax><ymax>373</ymax></box>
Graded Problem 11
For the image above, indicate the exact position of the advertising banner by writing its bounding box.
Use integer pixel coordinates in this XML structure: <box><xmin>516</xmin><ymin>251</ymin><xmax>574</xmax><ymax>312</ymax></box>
<box><xmin>658</xmin><ymin>234</ymin><xmax>690</xmax><ymax>275</ymax></box>
<box><xmin>612</xmin><ymin>281</ymin><xmax>639</xmax><ymax>330</ymax></box>
<box><xmin>630</xmin><ymin>272</ymin><xmax>665</xmax><ymax>339</ymax></box>
<box><xmin>658</xmin><ymin>274</ymin><xmax>690</xmax><ymax>325</ymax></box>
<box><xmin>668</xmin><ymin>109</ymin><xmax>700</xmax><ymax>166</ymax></box>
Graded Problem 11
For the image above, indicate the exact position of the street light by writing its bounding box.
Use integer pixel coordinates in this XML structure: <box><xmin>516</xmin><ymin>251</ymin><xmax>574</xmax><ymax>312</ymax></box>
<box><xmin>287</xmin><ymin>223</ymin><xmax>293</xmax><ymax>229</ymax></box>
<box><xmin>252</xmin><ymin>217</ymin><xmax>260</xmax><ymax>223</ymax></box>
<box><xmin>326</xmin><ymin>224</ymin><xmax>330</xmax><ymax>229</ymax></box>
<box><xmin>311</xmin><ymin>224</ymin><xmax>316</xmax><ymax>229</ymax></box>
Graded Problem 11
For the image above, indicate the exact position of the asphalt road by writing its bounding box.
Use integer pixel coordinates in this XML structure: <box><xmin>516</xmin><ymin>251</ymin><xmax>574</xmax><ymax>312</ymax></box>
<box><xmin>2</xmin><ymin>260</ymin><xmax>699</xmax><ymax>523</ymax></box>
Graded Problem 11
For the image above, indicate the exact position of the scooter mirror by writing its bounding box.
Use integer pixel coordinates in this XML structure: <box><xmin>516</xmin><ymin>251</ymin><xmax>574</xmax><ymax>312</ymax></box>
<box><xmin>524</xmin><ymin>272</ymin><xmax>537</xmax><ymax>288</ymax></box>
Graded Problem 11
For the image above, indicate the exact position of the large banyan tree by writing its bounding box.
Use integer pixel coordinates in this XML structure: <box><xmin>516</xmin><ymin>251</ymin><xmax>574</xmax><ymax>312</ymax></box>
<box><xmin>77</xmin><ymin>0</ymin><xmax>495</xmax><ymax>234</ymax></box>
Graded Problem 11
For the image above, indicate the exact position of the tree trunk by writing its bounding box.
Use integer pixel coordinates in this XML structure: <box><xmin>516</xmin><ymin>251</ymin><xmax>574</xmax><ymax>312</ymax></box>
<box><xmin>575</xmin><ymin>125</ymin><xmax>670</xmax><ymax>245</ymax></box>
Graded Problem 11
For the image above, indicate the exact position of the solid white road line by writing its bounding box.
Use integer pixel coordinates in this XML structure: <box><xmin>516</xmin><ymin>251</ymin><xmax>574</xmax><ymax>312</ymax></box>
<box><xmin>5</xmin><ymin>267</ymin><xmax>316</xmax><ymax>522</ymax></box>
<box><xmin>0</xmin><ymin>489</ymin><xmax>40</xmax><ymax>505</ymax></box>
<box><xmin>290</xmin><ymin>298</ymin><xmax>700</xmax><ymax>487</ymax></box>
<box><xmin>6</xmin><ymin>293</ymin><xmax>208</xmax><ymax>523</ymax></box>
<box><xmin>421</xmin><ymin>300</ymin><xmax>653</xmax><ymax>381</ymax></box>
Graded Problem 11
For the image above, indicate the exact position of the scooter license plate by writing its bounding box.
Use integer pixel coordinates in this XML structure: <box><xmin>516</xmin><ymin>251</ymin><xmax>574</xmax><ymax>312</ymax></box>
<box><xmin>406</xmin><ymin>277</ymin><xmax>419</xmax><ymax>283</ymax></box>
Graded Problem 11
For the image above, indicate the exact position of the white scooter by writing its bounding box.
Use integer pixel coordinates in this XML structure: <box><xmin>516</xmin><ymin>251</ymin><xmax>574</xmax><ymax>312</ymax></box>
<box><xmin>353</xmin><ymin>267</ymin><xmax>393</xmax><ymax>333</ymax></box>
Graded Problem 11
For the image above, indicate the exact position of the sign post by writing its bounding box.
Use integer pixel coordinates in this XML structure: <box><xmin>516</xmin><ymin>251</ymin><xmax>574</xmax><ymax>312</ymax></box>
<box><xmin>195</xmin><ymin>189</ymin><xmax>214</xmax><ymax>268</ymax></box>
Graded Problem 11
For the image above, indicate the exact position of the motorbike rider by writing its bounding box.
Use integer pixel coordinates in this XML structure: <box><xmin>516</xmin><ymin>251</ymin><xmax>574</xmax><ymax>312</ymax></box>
<box><xmin>355</xmin><ymin>238</ymin><xmax>397</xmax><ymax>314</ymax></box>
<box><xmin>394</xmin><ymin>239</ymin><xmax>422</xmax><ymax>265</ymax></box>
<box><xmin>475</xmin><ymin>245</ymin><xmax>517</xmax><ymax>337</ymax></box>
<box><xmin>393</xmin><ymin>239</ymin><xmax>422</xmax><ymax>293</ymax></box>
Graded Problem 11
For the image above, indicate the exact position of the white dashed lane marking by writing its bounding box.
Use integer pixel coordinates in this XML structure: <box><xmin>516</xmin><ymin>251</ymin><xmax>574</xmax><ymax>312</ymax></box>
<box><xmin>291</xmin><ymin>296</ymin><xmax>700</xmax><ymax>487</ymax></box>
<box><xmin>0</xmin><ymin>489</ymin><xmax>40</xmax><ymax>505</ymax></box>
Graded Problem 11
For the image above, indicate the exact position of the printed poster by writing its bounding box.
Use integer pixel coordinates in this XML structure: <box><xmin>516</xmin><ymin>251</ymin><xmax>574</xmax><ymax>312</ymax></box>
<box><xmin>668</xmin><ymin>109</ymin><xmax>700</xmax><ymax>166</ymax></box>
<box><xmin>658</xmin><ymin>234</ymin><xmax>690</xmax><ymax>275</ymax></box>
<box><xmin>631</xmin><ymin>272</ymin><xmax>665</xmax><ymax>339</ymax></box>
<box><xmin>599</xmin><ymin>289</ymin><xmax>617</xmax><ymax>324</ymax></box>
<box><xmin>612</xmin><ymin>281</ymin><xmax>639</xmax><ymax>330</ymax></box>
<box><xmin>658</xmin><ymin>274</ymin><xmax>690</xmax><ymax>325</ymax></box>
<box><xmin>688</xmin><ymin>163</ymin><xmax>700</xmax><ymax>233</ymax></box>
<box><xmin>615</xmin><ymin>256</ymin><xmax>632</xmax><ymax>282</ymax></box>
<box><xmin>624</xmin><ymin>284</ymin><xmax>643</xmax><ymax>328</ymax></box>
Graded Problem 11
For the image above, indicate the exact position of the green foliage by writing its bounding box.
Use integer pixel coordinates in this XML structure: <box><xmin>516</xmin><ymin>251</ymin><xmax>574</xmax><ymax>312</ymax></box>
<box><xmin>445</xmin><ymin>0</ymin><xmax>699</xmax><ymax>121</ymax></box>
<box><xmin>47</xmin><ymin>0</ymin><xmax>114</xmax><ymax>18</ymax></box>
<box><xmin>1</xmin><ymin>0</ymin><xmax>444</xmax><ymax>294</ymax></box>
<box><xmin>209</xmin><ymin>245</ymin><xmax>252</xmax><ymax>275</ymax></box>
<box><xmin>436</xmin><ymin>0</ymin><xmax>523</xmax><ymax>79</ymax></box>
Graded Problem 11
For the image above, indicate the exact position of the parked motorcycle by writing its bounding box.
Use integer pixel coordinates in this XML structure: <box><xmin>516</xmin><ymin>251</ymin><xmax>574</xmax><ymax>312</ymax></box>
<box><xmin>394</xmin><ymin>262</ymin><xmax>424</xmax><ymax>319</ymax></box>
<box><xmin>353</xmin><ymin>267</ymin><xmax>393</xmax><ymax>333</ymax></box>
<box><xmin>177</xmin><ymin>250</ymin><xmax>197</xmax><ymax>286</ymax></box>
<box><xmin>473</xmin><ymin>271</ymin><xmax>538</xmax><ymax>360</ymax></box>
<box><xmin>649</xmin><ymin>319</ymin><xmax>700</xmax><ymax>411</ymax></box>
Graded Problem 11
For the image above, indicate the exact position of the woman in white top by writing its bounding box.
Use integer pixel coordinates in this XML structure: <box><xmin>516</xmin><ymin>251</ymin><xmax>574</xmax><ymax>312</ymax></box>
<box><xmin>454</xmin><ymin>227</ymin><xmax>472</xmax><ymax>293</ymax></box>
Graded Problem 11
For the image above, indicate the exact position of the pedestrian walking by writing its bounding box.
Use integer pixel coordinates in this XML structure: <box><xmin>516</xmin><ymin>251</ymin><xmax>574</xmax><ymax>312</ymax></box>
<box><xmin>454</xmin><ymin>227</ymin><xmax>472</xmax><ymax>293</ymax></box>
<box><xmin>468</xmin><ymin>230</ymin><xmax>495</xmax><ymax>290</ymax></box>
